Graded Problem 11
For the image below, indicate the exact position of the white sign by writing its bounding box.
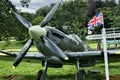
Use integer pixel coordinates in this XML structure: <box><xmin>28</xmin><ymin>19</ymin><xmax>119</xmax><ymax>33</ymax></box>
<box><xmin>86</xmin><ymin>33</ymin><xmax>120</xmax><ymax>40</ymax></box>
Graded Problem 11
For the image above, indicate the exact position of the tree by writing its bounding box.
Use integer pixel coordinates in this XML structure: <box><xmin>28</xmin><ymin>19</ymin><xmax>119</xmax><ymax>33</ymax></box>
<box><xmin>0</xmin><ymin>0</ymin><xmax>35</xmax><ymax>41</ymax></box>
<box><xmin>1</xmin><ymin>0</ymin><xmax>116</xmax><ymax>40</ymax></box>
<box><xmin>0</xmin><ymin>0</ymin><xmax>15</xmax><ymax>40</ymax></box>
<box><xmin>88</xmin><ymin>0</ymin><xmax>104</xmax><ymax>17</ymax></box>
<box><xmin>35</xmin><ymin>0</ymin><xmax>88</xmax><ymax>39</ymax></box>
<box><xmin>32</xmin><ymin>16</ymin><xmax>44</xmax><ymax>25</ymax></box>
<box><xmin>110</xmin><ymin>16</ymin><xmax>120</xmax><ymax>28</ymax></box>
<box><xmin>96</xmin><ymin>3</ymin><xmax>120</xmax><ymax>28</ymax></box>
<box><xmin>20</xmin><ymin>0</ymin><xmax>31</xmax><ymax>8</ymax></box>
<box><xmin>119</xmin><ymin>0</ymin><xmax>120</xmax><ymax>4</ymax></box>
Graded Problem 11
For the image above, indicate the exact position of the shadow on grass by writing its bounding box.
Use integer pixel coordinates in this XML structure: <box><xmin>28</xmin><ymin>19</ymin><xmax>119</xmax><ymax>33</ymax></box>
<box><xmin>1</xmin><ymin>72</ymin><xmax>104</xmax><ymax>80</ymax></box>
<box><xmin>48</xmin><ymin>73</ymin><xmax>75</xmax><ymax>80</ymax></box>
<box><xmin>99</xmin><ymin>65</ymin><xmax>120</xmax><ymax>68</ymax></box>
<box><xmin>86</xmin><ymin>74</ymin><xmax>103</xmax><ymax>80</ymax></box>
<box><xmin>45</xmin><ymin>73</ymin><xmax>103</xmax><ymax>80</ymax></box>
<box><xmin>1</xmin><ymin>74</ymin><xmax>37</xmax><ymax>80</ymax></box>
<box><xmin>0</xmin><ymin>56</ymin><xmax>15</xmax><ymax>61</ymax></box>
<box><xmin>1</xmin><ymin>74</ymin><xmax>75</xmax><ymax>80</ymax></box>
<box><xmin>0</xmin><ymin>56</ymin><xmax>41</xmax><ymax>63</ymax></box>
<box><xmin>2</xmin><ymin>72</ymin><xmax>120</xmax><ymax>80</ymax></box>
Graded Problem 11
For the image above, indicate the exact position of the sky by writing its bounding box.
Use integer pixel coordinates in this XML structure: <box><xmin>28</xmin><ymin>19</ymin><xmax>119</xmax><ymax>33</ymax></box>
<box><xmin>9</xmin><ymin>0</ymin><xmax>68</xmax><ymax>14</ymax></box>
<box><xmin>9</xmin><ymin>0</ymin><xmax>119</xmax><ymax>14</ymax></box>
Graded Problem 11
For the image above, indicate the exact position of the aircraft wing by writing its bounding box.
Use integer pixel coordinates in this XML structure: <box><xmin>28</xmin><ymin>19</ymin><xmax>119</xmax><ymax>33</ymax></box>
<box><xmin>0</xmin><ymin>50</ymin><xmax>44</xmax><ymax>59</ymax></box>
<box><xmin>65</xmin><ymin>49</ymin><xmax>120</xmax><ymax>58</ymax></box>
<box><xmin>0</xmin><ymin>50</ymin><xmax>16</xmax><ymax>56</ymax></box>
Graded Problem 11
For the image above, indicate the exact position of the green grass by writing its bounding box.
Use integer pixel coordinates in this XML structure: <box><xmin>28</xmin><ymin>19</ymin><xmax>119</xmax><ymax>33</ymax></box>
<box><xmin>1</xmin><ymin>41</ymin><xmax>120</xmax><ymax>80</ymax></box>
<box><xmin>0</xmin><ymin>57</ymin><xmax>41</xmax><ymax>80</ymax></box>
<box><xmin>1</xmin><ymin>56</ymin><xmax>120</xmax><ymax>80</ymax></box>
<box><xmin>0</xmin><ymin>41</ymin><xmax>38</xmax><ymax>52</ymax></box>
<box><xmin>0</xmin><ymin>57</ymin><xmax>102</xmax><ymax>80</ymax></box>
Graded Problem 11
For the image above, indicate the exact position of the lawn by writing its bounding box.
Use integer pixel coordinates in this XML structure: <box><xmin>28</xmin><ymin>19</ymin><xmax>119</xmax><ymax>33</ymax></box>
<box><xmin>1</xmin><ymin>56</ymin><xmax>120</xmax><ymax>80</ymax></box>
<box><xmin>1</xmin><ymin>41</ymin><xmax>120</xmax><ymax>80</ymax></box>
<box><xmin>0</xmin><ymin>56</ymin><xmax>103</xmax><ymax>80</ymax></box>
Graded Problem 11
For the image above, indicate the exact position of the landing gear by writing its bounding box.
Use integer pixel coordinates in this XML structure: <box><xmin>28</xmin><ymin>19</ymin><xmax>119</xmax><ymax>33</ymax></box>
<box><xmin>37</xmin><ymin>70</ymin><xmax>43</xmax><ymax>80</ymax></box>
<box><xmin>37</xmin><ymin>61</ymin><xmax>48</xmax><ymax>80</ymax></box>
<box><xmin>76</xmin><ymin>58</ymin><xmax>86</xmax><ymax>80</ymax></box>
<box><xmin>76</xmin><ymin>70</ymin><xmax>85</xmax><ymax>80</ymax></box>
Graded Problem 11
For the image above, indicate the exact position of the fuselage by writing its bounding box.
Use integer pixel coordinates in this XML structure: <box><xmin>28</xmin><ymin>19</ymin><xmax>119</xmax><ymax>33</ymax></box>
<box><xmin>29</xmin><ymin>26</ymin><xmax>91</xmax><ymax>60</ymax></box>
<box><xmin>46</xmin><ymin>27</ymin><xmax>89</xmax><ymax>52</ymax></box>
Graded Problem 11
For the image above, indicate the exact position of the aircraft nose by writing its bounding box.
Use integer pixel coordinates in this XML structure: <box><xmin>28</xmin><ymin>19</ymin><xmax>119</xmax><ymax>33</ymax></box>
<box><xmin>29</xmin><ymin>26</ymin><xmax>47</xmax><ymax>41</ymax></box>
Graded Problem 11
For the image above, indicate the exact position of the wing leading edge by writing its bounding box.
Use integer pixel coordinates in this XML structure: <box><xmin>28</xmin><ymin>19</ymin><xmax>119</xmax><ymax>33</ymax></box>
<box><xmin>0</xmin><ymin>50</ymin><xmax>44</xmax><ymax>59</ymax></box>
<box><xmin>65</xmin><ymin>49</ymin><xmax>120</xmax><ymax>58</ymax></box>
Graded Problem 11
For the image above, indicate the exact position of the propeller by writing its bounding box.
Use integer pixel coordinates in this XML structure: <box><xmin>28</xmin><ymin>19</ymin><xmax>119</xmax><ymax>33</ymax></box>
<box><xmin>10</xmin><ymin>10</ymin><xmax>33</xmax><ymax>68</ymax></box>
<box><xmin>11</xmin><ymin>0</ymin><xmax>68</xmax><ymax>68</ymax></box>
<box><xmin>10</xmin><ymin>10</ymin><xmax>32</xmax><ymax>29</ymax></box>
<box><xmin>40</xmin><ymin>0</ymin><xmax>61</xmax><ymax>27</ymax></box>
<box><xmin>4</xmin><ymin>0</ymin><xmax>32</xmax><ymax>29</ymax></box>
<box><xmin>13</xmin><ymin>39</ymin><xmax>33</xmax><ymax>68</ymax></box>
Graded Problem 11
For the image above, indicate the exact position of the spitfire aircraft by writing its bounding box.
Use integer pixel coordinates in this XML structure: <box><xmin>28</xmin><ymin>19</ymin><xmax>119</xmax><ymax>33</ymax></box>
<box><xmin>1</xmin><ymin>0</ymin><xmax>120</xmax><ymax>80</ymax></box>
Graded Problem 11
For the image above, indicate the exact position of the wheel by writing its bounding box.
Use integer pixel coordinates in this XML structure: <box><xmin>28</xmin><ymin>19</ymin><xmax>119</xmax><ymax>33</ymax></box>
<box><xmin>76</xmin><ymin>70</ymin><xmax>85</xmax><ymax>80</ymax></box>
<box><xmin>36</xmin><ymin>70</ymin><xmax>43</xmax><ymax>80</ymax></box>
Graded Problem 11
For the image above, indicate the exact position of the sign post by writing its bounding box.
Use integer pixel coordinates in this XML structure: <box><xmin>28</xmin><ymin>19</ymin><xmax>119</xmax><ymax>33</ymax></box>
<box><xmin>86</xmin><ymin>28</ymin><xmax>110</xmax><ymax>80</ymax></box>
<box><xmin>102</xmin><ymin>28</ymin><xmax>109</xmax><ymax>80</ymax></box>
<box><xmin>86</xmin><ymin>33</ymin><xmax>120</xmax><ymax>40</ymax></box>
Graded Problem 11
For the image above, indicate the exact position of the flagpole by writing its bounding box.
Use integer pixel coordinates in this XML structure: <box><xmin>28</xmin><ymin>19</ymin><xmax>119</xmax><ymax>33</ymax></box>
<box><xmin>87</xmin><ymin>12</ymin><xmax>110</xmax><ymax>80</ymax></box>
<box><xmin>102</xmin><ymin>12</ymin><xmax>109</xmax><ymax>80</ymax></box>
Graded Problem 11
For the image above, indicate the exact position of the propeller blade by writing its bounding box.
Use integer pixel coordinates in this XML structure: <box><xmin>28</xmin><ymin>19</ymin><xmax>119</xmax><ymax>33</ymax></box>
<box><xmin>43</xmin><ymin>36</ymin><xmax>69</xmax><ymax>60</ymax></box>
<box><xmin>11</xmin><ymin>11</ymin><xmax>32</xmax><ymax>29</ymax></box>
<box><xmin>13</xmin><ymin>39</ymin><xmax>33</xmax><ymax>68</ymax></box>
<box><xmin>40</xmin><ymin>0</ymin><xmax>61</xmax><ymax>27</ymax></box>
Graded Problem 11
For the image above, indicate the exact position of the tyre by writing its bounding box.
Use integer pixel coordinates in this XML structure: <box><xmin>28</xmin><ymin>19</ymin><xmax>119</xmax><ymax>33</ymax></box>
<box><xmin>76</xmin><ymin>70</ymin><xmax>85</xmax><ymax>80</ymax></box>
<box><xmin>37</xmin><ymin>70</ymin><xmax>43</xmax><ymax>80</ymax></box>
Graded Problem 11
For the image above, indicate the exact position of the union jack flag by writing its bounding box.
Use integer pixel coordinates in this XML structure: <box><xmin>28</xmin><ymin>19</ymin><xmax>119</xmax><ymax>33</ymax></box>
<box><xmin>88</xmin><ymin>12</ymin><xmax>104</xmax><ymax>29</ymax></box>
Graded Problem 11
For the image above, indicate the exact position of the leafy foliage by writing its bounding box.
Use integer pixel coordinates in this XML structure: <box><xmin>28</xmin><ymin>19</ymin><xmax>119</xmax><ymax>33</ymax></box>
<box><xmin>36</xmin><ymin>0</ymin><xmax>88</xmax><ymax>38</ymax></box>
<box><xmin>32</xmin><ymin>16</ymin><xmax>44</xmax><ymax>25</ymax></box>
<box><xmin>20</xmin><ymin>0</ymin><xmax>31</xmax><ymax>8</ymax></box>
<box><xmin>0</xmin><ymin>0</ymin><xmax>35</xmax><ymax>41</ymax></box>
<box><xmin>0</xmin><ymin>0</ymin><xmax>15</xmax><ymax>40</ymax></box>
<box><xmin>1</xmin><ymin>0</ymin><xmax>120</xmax><ymax>40</ymax></box>
<box><xmin>96</xmin><ymin>3</ymin><xmax>120</xmax><ymax>28</ymax></box>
